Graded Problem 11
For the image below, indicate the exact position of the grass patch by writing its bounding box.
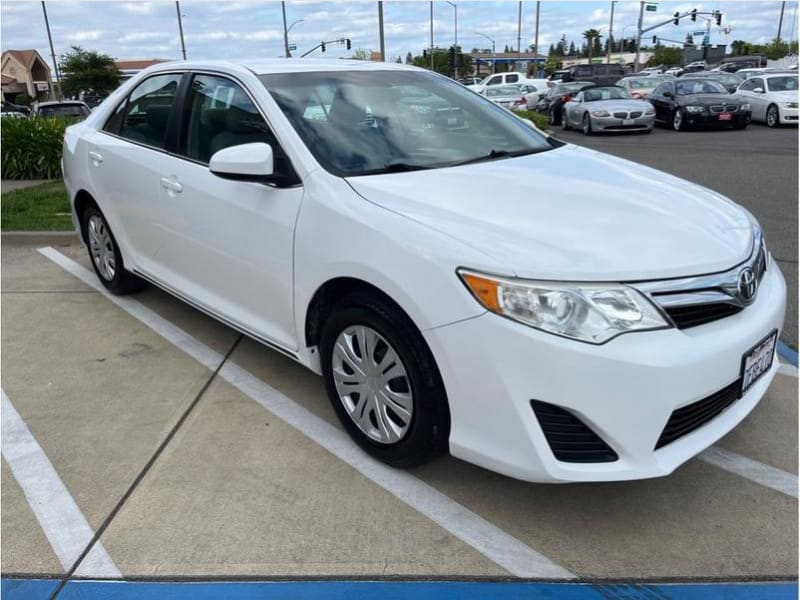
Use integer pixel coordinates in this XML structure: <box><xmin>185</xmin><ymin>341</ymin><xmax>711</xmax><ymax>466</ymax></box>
<box><xmin>1</xmin><ymin>180</ymin><xmax>72</xmax><ymax>231</ymax></box>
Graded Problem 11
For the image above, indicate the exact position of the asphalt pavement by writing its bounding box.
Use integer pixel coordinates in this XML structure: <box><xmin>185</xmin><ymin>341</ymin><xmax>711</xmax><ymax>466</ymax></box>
<box><xmin>554</xmin><ymin>123</ymin><xmax>798</xmax><ymax>349</ymax></box>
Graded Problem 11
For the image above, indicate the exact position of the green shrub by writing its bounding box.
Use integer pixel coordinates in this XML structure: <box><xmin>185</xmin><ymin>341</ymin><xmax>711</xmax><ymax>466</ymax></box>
<box><xmin>514</xmin><ymin>109</ymin><xmax>551</xmax><ymax>131</ymax></box>
<box><xmin>1</xmin><ymin>117</ymin><xmax>69</xmax><ymax>180</ymax></box>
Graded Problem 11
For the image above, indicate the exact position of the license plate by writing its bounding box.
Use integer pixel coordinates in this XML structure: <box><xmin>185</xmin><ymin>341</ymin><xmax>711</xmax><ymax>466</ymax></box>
<box><xmin>740</xmin><ymin>330</ymin><xmax>778</xmax><ymax>395</ymax></box>
<box><xmin>718</xmin><ymin>112</ymin><xmax>732</xmax><ymax>121</ymax></box>
<box><xmin>623</xmin><ymin>118</ymin><xmax>635</xmax><ymax>126</ymax></box>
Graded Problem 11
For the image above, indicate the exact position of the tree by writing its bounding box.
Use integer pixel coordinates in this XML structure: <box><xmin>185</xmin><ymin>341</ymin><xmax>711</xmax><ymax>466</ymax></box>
<box><xmin>583</xmin><ymin>29</ymin><xmax>602</xmax><ymax>61</ymax></box>
<box><xmin>411</xmin><ymin>46</ymin><xmax>472</xmax><ymax>77</ymax></box>
<box><xmin>350</xmin><ymin>48</ymin><xmax>371</xmax><ymax>60</ymax></box>
<box><xmin>14</xmin><ymin>92</ymin><xmax>32</xmax><ymax>106</ymax></box>
<box><xmin>555</xmin><ymin>40</ymin><xmax>566</xmax><ymax>56</ymax></box>
<box><xmin>568</xmin><ymin>41</ymin><xmax>576</xmax><ymax>56</ymax></box>
<box><xmin>685</xmin><ymin>32</ymin><xmax>695</xmax><ymax>46</ymax></box>
<box><xmin>649</xmin><ymin>46</ymin><xmax>682</xmax><ymax>66</ymax></box>
<box><xmin>405</xmin><ymin>51</ymin><xmax>413</xmax><ymax>64</ymax></box>
<box><xmin>58</xmin><ymin>46</ymin><xmax>122</xmax><ymax>97</ymax></box>
<box><xmin>504</xmin><ymin>44</ymin><xmax>510</xmax><ymax>52</ymax></box>
<box><xmin>548</xmin><ymin>43</ymin><xmax>555</xmax><ymax>56</ymax></box>
<box><xmin>394</xmin><ymin>56</ymin><xmax>403</xmax><ymax>63</ymax></box>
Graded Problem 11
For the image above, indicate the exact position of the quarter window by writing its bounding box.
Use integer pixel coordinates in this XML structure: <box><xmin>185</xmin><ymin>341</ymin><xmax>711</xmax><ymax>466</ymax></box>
<box><xmin>506</xmin><ymin>74</ymin><xmax>519</xmax><ymax>84</ymax></box>
<box><xmin>179</xmin><ymin>74</ymin><xmax>284</xmax><ymax>167</ymax></box>
<box><xmin>115</xmin><ymin>74</ymin><xmax>181</xmax><ymax>148</ymax></box>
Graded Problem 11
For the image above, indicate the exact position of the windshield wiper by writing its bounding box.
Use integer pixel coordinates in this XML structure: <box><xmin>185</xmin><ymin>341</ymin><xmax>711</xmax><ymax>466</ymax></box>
<box><xmin>360</xmin><ymin>162</ymin><xmax>432</xmax><ymax>176</ymax></box>
<box><xmin>449</xmin><ymin>148</ymin><xmax>542</xmax><ymax>167</ymax></box>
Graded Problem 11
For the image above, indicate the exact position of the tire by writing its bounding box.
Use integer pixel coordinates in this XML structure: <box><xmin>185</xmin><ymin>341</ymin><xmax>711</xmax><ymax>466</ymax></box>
<box><xmin>549</xmin><ymin>108</ymin><xmax>561</xmax><ymax>126</ymax></box>
<box><xmin>672</xmin><ymin>109</ymin><xmax>685</xmax><ymax>131</ymax></box>
<box><xmin>582</xmin><ymin>112</ymin><xmax>593</xmax><ymax>135</ymax></box>
<box><xmin>766</xmin><ymin>104</ymin><xmax>780</xmax><ymax>128</ymax></box>
<box><xmin>320</xmin><ymin>291</ymin><xmax>449</xmax><ymax>468</ymax></box>
<box><xmin>80</xmin><ymin>204</ymin><xmax>144</xmax><ymax>295</ymax></box>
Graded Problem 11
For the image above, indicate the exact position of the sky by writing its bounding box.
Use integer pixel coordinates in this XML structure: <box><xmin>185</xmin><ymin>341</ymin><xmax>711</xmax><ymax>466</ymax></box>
<box><xmin>1</xmin><ymin>0</ymin><xmax>797</xmax><ymax>69</ymax></box>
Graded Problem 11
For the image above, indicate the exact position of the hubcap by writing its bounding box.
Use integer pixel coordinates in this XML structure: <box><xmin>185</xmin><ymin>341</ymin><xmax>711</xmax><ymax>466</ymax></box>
<box><xmin>768</xmin><ymin>108</ymin><xmax>777</xmax><ymax>126</ymax></box>
<box><xmin>583</xmin><ymin>115</ymin><xmax>590</xmax><ymax>132</ymax></box>
<box><xmin>87</xmin><ymin>215</ymin><xmax>116</xmax><ymax>281</ymax></box>
<box><xmin>674</xmin><ymin>111</ymin><xmax>682</xmax><ymax>129</ymax></box>
<box><xmin>331</xmin><ymin>325</ymin><xmax>413</xmax><ymax>444</ymax></box>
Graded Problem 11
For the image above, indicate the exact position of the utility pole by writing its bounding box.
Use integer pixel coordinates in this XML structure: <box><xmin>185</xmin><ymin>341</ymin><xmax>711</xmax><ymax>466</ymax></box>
<box><xmin>607</xmin><ymin>0</ymin><xmax>616</xmax><ymax>64</ymax></box>
<box><xmin>175</xmin><ymin>1</ymin><xmax>187</xmax><ymax>60</ymax></box>
<box><xmin>378</xmin><ymin>1</ymin><xmax>385</xmax><ymax>61</ymax></box>
<box><xmin>281</xmin><ymin>1</ymin><xmax>290</xmax><ymax>58</ymax></box>
<box><xmin>634</xmin><ymin>0</ymin><xmax>644</xmax><ymax>72</ymax></box>
<box><xmin>430</xmin><ymin>1</ymin><xmax>434</xmax><ymax>70</ymax></box>
<box><xmin>41</xmin><ymin>1</ymin><xmax>60</xmax><ymax>99</ymax></box>
<box><xmin>517</xmin><ymin>1</ymin><xmax>522</xmax><ymax>69</ymax></box>
<box><xmin>534</xmin><ymin>1</ymin><xmax>540</xmax><ymax>68</ymax></box>
<box><xmin>777</xmin><ymin>0</ymin><xmax>786</xmax><ymax>44</ymax></box>
<box><xmin>446</xmin><ymin>1</ymin><xmax>458</xmax><ymax>79</ymax></box>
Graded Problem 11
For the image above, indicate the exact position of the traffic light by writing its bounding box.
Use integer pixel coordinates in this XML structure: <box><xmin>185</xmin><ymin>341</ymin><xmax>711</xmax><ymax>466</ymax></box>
<box><xmin>652</xmin><ymin>35</ymin><xmax>658</xmax><ymax>44</ymax></box>
<box><xmin>715</xmin><ymin>11</ymin><xmax>722</xmax><ymax>26</ymax></box>
<box><xmin>345</xmin><ymin>38</ymin><xmax>351</xmax><ymax>50</ymax></box>
<box><xmin>673</xmin><ymin>11</ymin><xmax>680</xmax><ymax>25</ymax></box>
<box><xmin>690</xmin><ymin>9</ymin><xmax>697</xmax><ymax>22</ymax></box>
<box><xmin>423</xmin><ymin>49</ymin><xmax>428</xmax><ymax>58</ymax></box>
<box><xmin>321</xmin><ymin>42</ymin><xmax>326</xmax><ymax>52</ymax></box>
<box><xmin>448</xmin><ymin>46</ymin><xmax>456</xmax><ymax>68</ymax></box>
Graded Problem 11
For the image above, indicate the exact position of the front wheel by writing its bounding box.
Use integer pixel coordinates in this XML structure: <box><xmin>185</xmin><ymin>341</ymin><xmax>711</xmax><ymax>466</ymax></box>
<box><xmin>320</xmin><ymin>291</ymin><xmax>449</xmax><ymax>468</ymax></box>
<box><xmin>81</xmin><ymin>204</ymin><xmax>144</xmax><ymax>295</ymax></box>
<box><xmin>766</xmin><ymin>104</ymin><xmax>780</xmax><ymax>127</ymax></box>
<box><xmin>582</xmin><ymin>113</ymin><xmax>593</xmax><ymax>135</ymax></box>
<box><xmin>672</xmin><ymin>109</ymin><xmax>685</xmax><ymax>131</ymax></box>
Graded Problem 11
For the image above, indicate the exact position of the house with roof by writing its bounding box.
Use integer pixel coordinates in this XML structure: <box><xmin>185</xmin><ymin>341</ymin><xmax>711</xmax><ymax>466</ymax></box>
<box><xmin>115</xmin><ymin>59</ymin><xmax>171</xmax><ymax>80</ymax></box>
<box><xmin>1</xmin><ymin>49</ymin><xmax>55</xmax><ymax>103</ymax></box>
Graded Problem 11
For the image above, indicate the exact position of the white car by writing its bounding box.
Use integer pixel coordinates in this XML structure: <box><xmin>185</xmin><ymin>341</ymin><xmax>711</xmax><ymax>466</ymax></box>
<box><xmin>468</xmin><ymin>72</ymin><xmax>547</xmax><ymax>95</ymax></box>
<box><xmin>664</xmin><ymin>67</ymin><xmax>684</xmax><ymax>76</ymax></box>
<box><xmin>62</xmin><ymin>59</ymin><xmax>785</xmax><ymax>483</ymax></box>
<box><xmin>483</xmin><ymin>84</ymin><xmax>537</xmax><ymax>110</ymax></box>
<box><xmin>736</xmin><ymin>73</ymin><xmax>799</xmax><ymax>126</ymax></box>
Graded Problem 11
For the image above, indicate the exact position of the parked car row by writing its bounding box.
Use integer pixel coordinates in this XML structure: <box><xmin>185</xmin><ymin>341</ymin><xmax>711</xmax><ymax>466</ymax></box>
<box><xmin>1</xmin><ymin>100</ymin><xmax>92</xmax><ymax>120</ymax></box>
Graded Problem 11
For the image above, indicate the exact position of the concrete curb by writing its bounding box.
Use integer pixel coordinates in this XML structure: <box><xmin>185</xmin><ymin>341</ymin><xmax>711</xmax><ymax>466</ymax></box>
<box><xmin>2</xmin><ymin>231</ymin><xmax>78</xmax><ymax>245</ymax></box>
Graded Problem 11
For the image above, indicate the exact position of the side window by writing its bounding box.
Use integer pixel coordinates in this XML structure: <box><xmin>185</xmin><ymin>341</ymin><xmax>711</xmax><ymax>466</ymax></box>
<box><xmin>752</xmin><ymin>78</ymin><xmax>765</xmax><ymax>90</ymax></box>
<box><xmin>739</xmin><ymin>79</ymin><xmax>756</xmax><ymax>91</ymax></box>
<box><xmin>116</xmin><ymin>74</ymin><xmax>182</xmax><ymax>148</ymax></box>
<box><xmin>486</xmin><ymin>76</ymin><xmax>502</xmax><ymax>86</ymax></box>
<box><xmin>180</xmin><ymin>74</ymin><xmax>281</xmax><ymax>166</ymax></box>
<box><xmin>652</xmin><ymin>83</ymin><xmax>667</xmax><ymax>96</ymax></box>
<box><xmin>506</xmin><ymin>73</ymin><xmax>519</xmax><ymax>84</ymax></box>
<box><xmin>103</xmin><ymin>99</ymin><xmax>127</xmax><ymax>134</ymax></box>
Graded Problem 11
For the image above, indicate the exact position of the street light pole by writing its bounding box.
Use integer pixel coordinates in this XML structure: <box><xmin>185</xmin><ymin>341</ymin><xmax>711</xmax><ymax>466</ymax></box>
<box><xmin>607</xmin><ymin>0</ymin><xmax>616</xmax><ymax>64</ymax></box>
<box><xmin>516</xmin><ymin>1</ymin><xmax>522</xmax><ymax>69</ymax></box>
<box><xmin>175</xmin><ymin>1</ymin><xmax>187</xmax><ymax>60</ymax></box>
<box><xmin>476</xmin><ymin>32</ymin><xmax>496</xmax><ymax>73</ymax></box>
<box><xmin>281</xmin><ymin>1</ymin><xmax>290</xmax><ymax>58</ymax></box>
<box><xmin>534</xmin><ymin>1</ymin><xmax>540</xmax><ymax>76</ymax></box>
<box><xmin>446</xmin><ymin>1</ymin><xmax>457</xmax><ymax>79</ymax></box>
<box><xmin>41</xmin><ymin>1</ymin><xmax>60</xmax><ymax>98</ymax></box>
<box><xmin>634</xmin><ymin>0</ymin><xmax>644</xmax><ymax>73</ymax></box>
<box><xmin>286</xmin><ymin>19</ymin><xmax>303</xmax><ymax>57</ymax></box>
<box><xmin>378</xmin><ymin>1</ymin><xmax>385</xmax><ymax>61</ymax></box>
<box><xmin>430</xmin><ymin>1</ymin><xmax>434</xmax><ymax>70</ymax></box>
<box><xmin>777</xmin><ymin>0</ymin><xmax>786</xmax><ymax>44</ymax></box>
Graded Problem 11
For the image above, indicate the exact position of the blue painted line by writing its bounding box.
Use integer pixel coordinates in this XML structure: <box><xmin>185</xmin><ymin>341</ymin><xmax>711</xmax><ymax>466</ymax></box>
<box><xmin>777</xmin><ymin>340</ymin><xmax>798</xmax><ymax>367</ymax></box>
<box><xmin>2</xmin><ymin>579</ymin><xmax>797</xmax><ymax>600</ymax></box>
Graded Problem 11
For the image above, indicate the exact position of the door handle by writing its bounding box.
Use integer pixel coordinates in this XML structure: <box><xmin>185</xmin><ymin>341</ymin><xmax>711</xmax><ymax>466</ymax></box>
<box><xmin>88</xmin><ymin>151</ymin><xmax>103</xmax><ymax>164</ymax></box>
<box><xmin>160</xmin><ymin>177</ymin><xmax>183</xmax><ymax>193</ymax></box>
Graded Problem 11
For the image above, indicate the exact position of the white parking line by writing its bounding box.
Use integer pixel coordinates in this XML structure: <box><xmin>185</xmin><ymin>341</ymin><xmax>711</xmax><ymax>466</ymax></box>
<box><xmin>1</xmin><ymin>389</ymin><xmax>122</xmax><ymax>578</ymax></box>
<box><xmin>699</xmin><ymin>446</ymin><xmax>798</xmax><ymax>499</ymax></box>
<box><xmin>38</xmin><ymin>247</ymin><xmax>575</xmax><ymax>579</ymax></box>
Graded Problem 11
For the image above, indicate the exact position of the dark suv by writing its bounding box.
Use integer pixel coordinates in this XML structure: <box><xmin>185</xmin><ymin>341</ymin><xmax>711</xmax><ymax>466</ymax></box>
<box><xmin>563</xmin><ymin>63</ymin><xmax>626</xmax><ymax>86</ymax></box>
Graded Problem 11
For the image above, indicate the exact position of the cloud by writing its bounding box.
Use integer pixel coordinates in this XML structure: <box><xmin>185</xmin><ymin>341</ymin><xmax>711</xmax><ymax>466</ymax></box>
<box><xmin>118</xmin><ymin>32</ymin><xmax>171</xmax><ymax>43</ymax></box>
<box><xmin>64</xmin><ymin>30</ymin><xmax>106</xmax><ymax>42</ymax></box>
<box><xmin>122</xmin><ymin>2</ymin><xmax>152</xmax><ymax>15</ymax></box>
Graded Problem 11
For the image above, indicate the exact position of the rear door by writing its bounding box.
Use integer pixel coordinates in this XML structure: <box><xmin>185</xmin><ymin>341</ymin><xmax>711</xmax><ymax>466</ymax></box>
<box><xmin>86</xmin><ymin>72</ymin><xmax>185</xmax><ymax>269</ymax></box>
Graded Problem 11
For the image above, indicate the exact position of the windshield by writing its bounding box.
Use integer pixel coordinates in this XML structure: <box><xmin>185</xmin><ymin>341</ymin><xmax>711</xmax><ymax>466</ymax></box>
<box><xmin>39</xmin><ymin>104</ymin><xmax>89</xmax><ymax>117</ymax></box>
<box><xmin>675</xmin><ymin>80</ymin><xmax>727</xmax><ymax>95</ymax></box>
<box><xmin>767</xmin><ymin>75</ymin><xmax>798</xmax><ymax>91</ymax></box>
<box><xmin>582</xmin><ymin>86</ymin><xmax>630</xmax><ymax>101</ymax></box>
<box><xmin>625</xmin><ymin>78</ymin><xmax>657</xmax><ymax>89</ymax></box>
<box><xmin>261</xmin><ymin>70</ymin><xmax>554</xmax><ymax>177</ymax></box>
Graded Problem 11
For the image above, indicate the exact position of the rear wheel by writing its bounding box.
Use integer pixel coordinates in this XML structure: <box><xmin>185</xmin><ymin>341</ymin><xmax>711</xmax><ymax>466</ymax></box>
<box><xmin>81</xmin><ymin>204</ymin><xmax>144</xmax><ymax>295</ymax></box>
<box><xmin>320</xmin><ymin>291</ymin><xmax>449</xmax><ymax>468</ymax></box>
<box><xmin>766</xmin><ymin>104</ymin><xmax>780</xmax><ymax>127</ymax></box>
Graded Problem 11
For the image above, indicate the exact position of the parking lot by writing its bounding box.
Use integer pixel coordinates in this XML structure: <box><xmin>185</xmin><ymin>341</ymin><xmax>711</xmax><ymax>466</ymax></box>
<box><xmin>2</xmin><ymin>125</ymin><xmax>798</xmax><ymax>597</ymax></box>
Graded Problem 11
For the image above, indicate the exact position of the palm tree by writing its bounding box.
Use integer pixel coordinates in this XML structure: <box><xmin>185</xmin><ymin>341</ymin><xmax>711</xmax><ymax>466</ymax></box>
<box><xmin>583</xmin><ymin>29</ymin><xmax>602</xmax><ymax>61</ymax></box>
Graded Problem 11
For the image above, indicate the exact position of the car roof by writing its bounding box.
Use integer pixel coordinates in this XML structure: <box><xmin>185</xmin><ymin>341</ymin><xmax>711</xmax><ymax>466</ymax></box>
<box><xmin>145</xmin><ymin>58</ymin><xmax>422</xmax><ymax>76</ymax></box>
<box><xmin>37</xmin><ymin>100</ymin><xmax>87</xmax><ymax>107</ymax></box>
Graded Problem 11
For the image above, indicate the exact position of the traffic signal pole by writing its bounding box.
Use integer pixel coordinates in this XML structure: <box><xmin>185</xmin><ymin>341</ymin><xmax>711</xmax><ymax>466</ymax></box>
<box><xmin>635</xmin><ymin>8</ymin><xmax>722</xmax><ymax>71</ymax></box>
<box><xmin>634</xmin><ymin>0</ymin><xmax>645</xmax><ymax>72</ymax></box>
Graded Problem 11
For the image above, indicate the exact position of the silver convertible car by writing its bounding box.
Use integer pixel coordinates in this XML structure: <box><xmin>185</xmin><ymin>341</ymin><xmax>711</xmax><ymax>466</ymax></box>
<box><xmin>562</xmin><ymin>85</ymin><xmax>655</xmax><ymax>135</ymax></box>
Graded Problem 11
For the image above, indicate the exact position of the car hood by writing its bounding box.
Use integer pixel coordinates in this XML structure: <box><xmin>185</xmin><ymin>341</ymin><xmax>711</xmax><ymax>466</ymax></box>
<box><xmin>678</xmin><ymin>93</ymin><xmax>739</xmax><ymax>105</ymax></box>
<box><xmin>584</xmin><ymin>99</ymin><xmax>653</xmax><ymax>111</ymax></box>
<box><xmin>346</xmin><ymin>145</ymin><xmax>753</xmax><ymax>281</ymax></box>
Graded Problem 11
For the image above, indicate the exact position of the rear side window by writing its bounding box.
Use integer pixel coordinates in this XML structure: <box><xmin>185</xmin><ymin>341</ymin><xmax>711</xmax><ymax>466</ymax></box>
<box><xmin>112</xmin><ymin>74</ymin><xmax>182</xmax><ymax>148</ymax></box>
<box><xmin>506</xmin><ymin>74</ymin><xmax>519</xmax><ymax>83</ymax></box>
<box><xmin>179</xmin><ymin>74</ymin><xmax>283</xmax><ymax>166</ymax></box>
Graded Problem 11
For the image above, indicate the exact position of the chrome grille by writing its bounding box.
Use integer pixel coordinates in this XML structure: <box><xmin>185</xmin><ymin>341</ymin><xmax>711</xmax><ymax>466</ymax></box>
<box><xmin>709</xmin><ymin>105</ymin><xmax>739</xmax><ymax>113</ymax></box>
<box><xmin>613</xmin><ymin>111</ymin><xmax>628</xmax><ymax>119</ymax></box>
<box><xmin>632</xmin><ymin>230</ymin><xmax>768</xmax><ymax>330</ymax></box>
<box><xmin>629</xmin><ymin>111</ymin><xmax>643</xmax><ymax>118</ymax></box>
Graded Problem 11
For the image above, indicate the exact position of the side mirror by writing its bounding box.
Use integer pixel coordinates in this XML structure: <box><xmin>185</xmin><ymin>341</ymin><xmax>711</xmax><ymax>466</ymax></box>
<box><xmin>753</xmin><ymin>87</ymin><xmax>764</xmax><ymax>93</ymax></box>
<box><xmin>209</xmin><ymin>142</ymin><xmax>274</xmax><ymax>181</ymax></box>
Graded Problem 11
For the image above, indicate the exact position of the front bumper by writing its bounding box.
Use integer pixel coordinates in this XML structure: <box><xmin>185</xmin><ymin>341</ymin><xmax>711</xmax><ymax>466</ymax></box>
<box><xmin>685</xmin><ymin>110</ymin><xmax>751</xmax><ymax>128</ymax></box>
<box><xmin>779</xmin><ymin>105</ymin><xmax>798</xmax><ymax>124</ymax></box>
<box><xmin>592</xmin><ymin>114</ymin><xmax>655</xmax><ymax>132</ymax></box>
<box><xmin>424</xmin><ymin>263</ymin><xmax>786</xmax><ymax>483</ymax></box>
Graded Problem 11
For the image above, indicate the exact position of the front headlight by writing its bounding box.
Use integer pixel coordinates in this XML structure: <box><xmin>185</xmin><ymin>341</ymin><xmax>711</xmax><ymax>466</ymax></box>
<box><xmin>591</xmin><ymin>110</ymin><xmax>610</xmax><ymax>117</ymax></box>
<box><xmin>685</xmin><ymin>105</ymin><xmax>705</xmax><ymax>113</ymax></box>
<box><xmin>782</xmin><ymin>102</ymin><xmax>798</xmax><ymax>108</ymax></box>
<box><xmin>644</xmin><ymin>106</ymin><xmax>656</xmax><ymax>115</ymax></box>
<box><xmin>458</xmin><ymin>270</ymin><xmax>669</xmax><ymax>344</ymax></box>
<box><xmin>739</xmin><ymin>103</ymin><xmax>751</xmax><ymax>110</ymax></box>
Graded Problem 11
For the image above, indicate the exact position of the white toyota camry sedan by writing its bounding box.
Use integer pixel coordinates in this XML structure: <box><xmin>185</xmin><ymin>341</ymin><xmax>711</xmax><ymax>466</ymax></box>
<box><xmin>62</xmin><ymin>59</ymin><xmax>786</xmax><ymax>483</ymax></box>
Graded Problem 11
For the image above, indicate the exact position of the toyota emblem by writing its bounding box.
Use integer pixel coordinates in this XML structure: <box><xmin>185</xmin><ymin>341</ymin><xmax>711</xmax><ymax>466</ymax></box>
<box><xmin>738</xmin><ymin>267</ymin><xmax>757</xmax><ymax>303</ymax></box>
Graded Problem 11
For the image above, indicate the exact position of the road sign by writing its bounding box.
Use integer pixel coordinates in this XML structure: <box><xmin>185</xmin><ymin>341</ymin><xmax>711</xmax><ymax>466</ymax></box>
<box><xmin>288</xmin><ymin>44</ymin><xmax>297</xmax><ymax>51</ymax></box>
<box><xmin>645</xmin><ymin>3</ymin><xmax>657</xmax><ymax>12</ymax></box>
